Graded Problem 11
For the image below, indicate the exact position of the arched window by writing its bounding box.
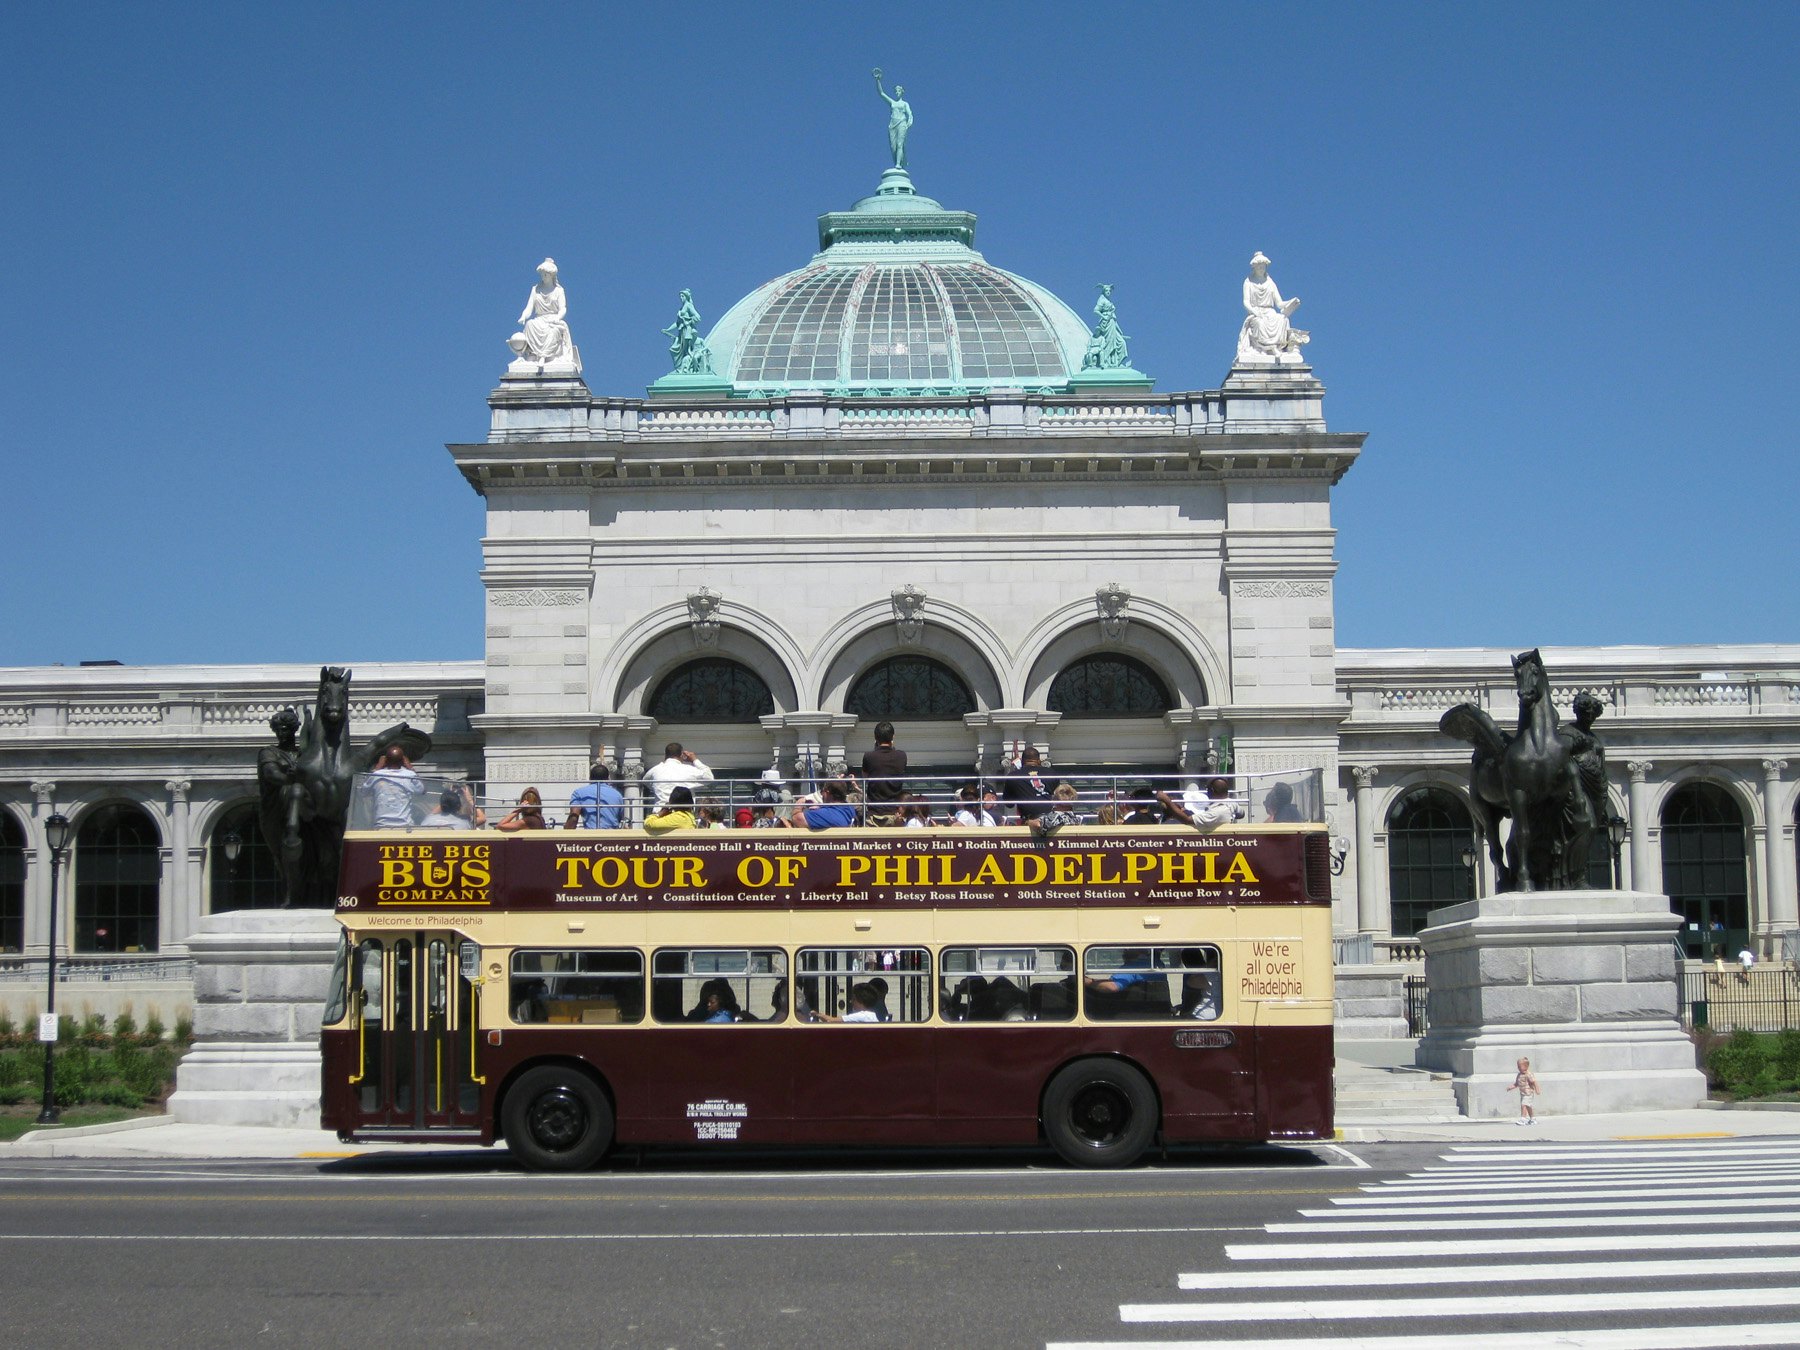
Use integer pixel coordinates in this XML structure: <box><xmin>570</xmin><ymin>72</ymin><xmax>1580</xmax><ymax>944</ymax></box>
<box><xmin>0</xmin><ymin>811</ymin><xmax>24</xmax><ymax>954</ymax></box>
<box><xmin>1662</xmin><ymin>781</ymin><xmax>1747</xmax><ymax>959</ymax></box>
<box><xmin>209</xmin><ymin>803</ymin><xmax>283</xmax><ymax>912</ymax></box>
<box><xmin>1047</xmin><ymin>654</ymin><xmax>1175</xmax><ymax>718</ymax></box>
<box><xmin>1387</xmin><ymin>787</ymin><xmax>1476</xmax><ymax>938</ymax></box>
<box><xmin>846</xmin><ymin>656</ymin><xmax>976</xmax><ymax>720</ymax></box>
<box><xmin>75</xmin><ymin>803</ymin><xmax>161</xmax><ymax>953</ymax></box>
<box><xmin>647</xmin><ymin>658</ymin><xmax>775</xmax><ymax>723</ymax></box>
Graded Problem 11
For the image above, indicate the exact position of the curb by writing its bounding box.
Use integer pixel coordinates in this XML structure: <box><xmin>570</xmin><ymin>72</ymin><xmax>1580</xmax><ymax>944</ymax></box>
<box><xmin>10</xmin><ymin>1114</ymin><xmax>172</xmax><ymax>1145</ymax></box>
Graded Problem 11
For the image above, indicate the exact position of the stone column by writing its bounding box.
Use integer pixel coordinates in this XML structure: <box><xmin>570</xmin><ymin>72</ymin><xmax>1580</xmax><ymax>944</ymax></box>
<box><xmin>597</xmin><ymin>714</ymin><xmax>656</xmax><ymax>827</ymax></box>
<box><xmin>164</xmin><ymin>779</ymin><xmax>192</xmax><ymax>951</ymax></box>
<box><xmin>1626</xmin><ymin>761</ymin><xmax>1654</xmax><ymax>893</ymax></box>
<box><xmin>1351</xmin><ymin>766</ymin><xmax>1380</xmax><ymax>934</ymax></box>
<box><xmin>25</xmin><ymin>781</ymin><xmax>56</xmax><ymax>955</ymax></box>
<box><xmin>1761</xmin><ymin>760</ymin><xmax>1794</xmax><ymax>943</ymax></box>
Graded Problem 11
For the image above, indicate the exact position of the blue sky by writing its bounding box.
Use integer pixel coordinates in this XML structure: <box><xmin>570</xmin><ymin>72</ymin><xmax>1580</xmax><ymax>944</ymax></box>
<box><xmin>3</xmin><ymin>2</ymin><xmax>1795</xmax><ymax>667</ymax></box>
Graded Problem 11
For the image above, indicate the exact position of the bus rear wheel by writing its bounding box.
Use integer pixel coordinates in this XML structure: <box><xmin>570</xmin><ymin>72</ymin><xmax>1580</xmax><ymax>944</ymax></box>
<box><xmin>502</xmin><ymin>1067</ymin><xmax>613</xmax><ymax>1172</ymax></box>
<box><xmin>1043</xmin><ymin>1059</ymin><xmax>1158</xmax><ymax>1168</ymax></box>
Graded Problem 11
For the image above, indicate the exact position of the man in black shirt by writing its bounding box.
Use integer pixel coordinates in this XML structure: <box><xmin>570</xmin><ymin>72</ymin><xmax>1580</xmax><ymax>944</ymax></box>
<box><xmin>861</xmin><ymin>721</ymin><xmax>908</xmax><ymax>825</ymax></box>
<box><xmin>1002</xmin><ymin>743</ymin><xmax>1062</xmax><ymax>823</ymax></box>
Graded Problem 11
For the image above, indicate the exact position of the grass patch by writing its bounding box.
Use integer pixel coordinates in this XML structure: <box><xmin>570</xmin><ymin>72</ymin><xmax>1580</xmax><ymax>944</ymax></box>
<box><xmin>0</xmin><ymin>1104</ymin><xmax>149</xmax><ymax>1142</ymax></box>
<box><xmin>0</xmin><ymin>1012</ymin><xmax>192</xmax><ymax>1117</ymax></box>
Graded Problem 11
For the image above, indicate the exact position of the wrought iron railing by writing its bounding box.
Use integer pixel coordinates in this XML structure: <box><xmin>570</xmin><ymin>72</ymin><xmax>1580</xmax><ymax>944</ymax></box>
<box><xmin>1681</xmin><ymin>966</ymin><xmax>1800</xmax><ymax>1033</ymax></box>
<box><xmin>1404</xmin><ymin>974</ymin><xmax>1429</xmax><ymax>1036</ymax></box>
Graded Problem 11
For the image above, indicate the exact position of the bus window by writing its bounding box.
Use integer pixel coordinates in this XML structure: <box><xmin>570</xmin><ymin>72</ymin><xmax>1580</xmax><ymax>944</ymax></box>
<box><xmin>510</xmin><ymin>949</ymin><xmax>645</xmax><ymax>1025</ymax></box>
<box><xmin>796</xmin><ymin>948</ymin><xmax>931</xmax><ymax>1024</ymax></box>
<box><xmin>651</xmin><ymin>948</ymin><xmax>787</xmax><ymax>1024</ymax></box>
<box><xmin>939</xmin><ymin>946</ymin><xmax>1076</xmax><ymax>1023</ymax></box>
<box><xmin>1083</xmin><ymin>945</ymin><xmax>1222</xmax><ymax>1022</ymax></box>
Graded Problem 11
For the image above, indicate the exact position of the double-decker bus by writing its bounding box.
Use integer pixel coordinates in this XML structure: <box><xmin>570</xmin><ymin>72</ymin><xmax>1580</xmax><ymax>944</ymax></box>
<box><xmin>320</xmin><ymin>784</ymin><xmax>1334</xmax><ymax>1170</ymax></box>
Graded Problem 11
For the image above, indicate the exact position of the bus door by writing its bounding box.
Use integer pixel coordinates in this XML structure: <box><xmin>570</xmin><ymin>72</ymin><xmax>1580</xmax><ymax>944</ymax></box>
<box><xmin>347</xmin><ymin>933</ymin><xmax>485</xmax><ymax>1130</ymax></box>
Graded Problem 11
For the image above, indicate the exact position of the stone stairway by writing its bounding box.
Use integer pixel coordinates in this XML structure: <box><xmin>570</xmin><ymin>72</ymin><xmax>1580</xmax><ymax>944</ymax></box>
<box><xmin>1334</xmin><ymin>1057</ymin><xmax>1461</xmax><ymax>1124</ymax></box>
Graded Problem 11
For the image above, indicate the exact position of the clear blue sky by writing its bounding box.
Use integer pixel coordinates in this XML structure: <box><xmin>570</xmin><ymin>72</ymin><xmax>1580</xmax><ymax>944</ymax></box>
<box><xmin>4</xmin><ymin>2</ymin><xmax>1795</xmax><ymax>667</ymax></box>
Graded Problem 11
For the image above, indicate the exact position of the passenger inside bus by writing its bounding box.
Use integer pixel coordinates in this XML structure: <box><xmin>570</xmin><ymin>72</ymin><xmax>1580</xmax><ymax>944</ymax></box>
<box><xmin>1178</xmin><ymin>946</ymin><xmax>1222</xmax><ymax>1020</ymax></box>
<box><xmin>513</xmin><ymin>978</ymin><xmax>548</xmax><ymax>1022</ymax></box>
<box><xmin>818</xmin><ymin>983</ymin><xmax>881</xmax><ymax>1023</ymax></box>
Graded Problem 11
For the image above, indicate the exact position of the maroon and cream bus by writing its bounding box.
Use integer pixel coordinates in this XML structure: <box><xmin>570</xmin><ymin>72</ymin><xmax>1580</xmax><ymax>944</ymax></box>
<box><xmin>320</xmin><ymin>811</ymin><xmax>1334</xmax><ymax>1170</ymax></box>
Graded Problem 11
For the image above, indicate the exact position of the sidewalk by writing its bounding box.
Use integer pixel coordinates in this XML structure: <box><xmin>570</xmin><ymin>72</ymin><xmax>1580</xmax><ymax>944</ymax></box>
<box><xmin>5</xmin><ymin>1103</ymin><xmax>1799</xmax><ymax>1160</ymax></box>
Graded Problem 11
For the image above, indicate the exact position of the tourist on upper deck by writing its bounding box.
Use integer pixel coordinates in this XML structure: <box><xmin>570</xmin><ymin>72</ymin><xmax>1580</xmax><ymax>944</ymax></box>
<box><xmin>567</xmin><ymin>762</ymin><xmax>624</xmax><ymax>829</ymax></box>
<box><xmin>1262</xmin><ymin>780</ymin><xmax>1303</xmax><ymax>823</ymax></box>
<box><xmin>367</xmin><ymin>744</ymin><xmax>424</xmax><ymax>829</ymax></box>
<box><xmin>952</xmin><ymin>785</ymin><xmax>996</xmax><ymax>828</ymax></box>
<box><xmin>791</xmin><ymin>781</ymin><xmax>858</xmax><ymax>830</ymax></box>
<box><xmin>1120</xmin><ymin>787</ymin><xmax>1163</xmax><ymax>826</ymax></box>
<box><xmin>1156</xmin><ymin>777</ymin><xmax>1239</xmax><ymax>829</ymax></box>
<box><xmin>497</xmin><ymin>787</ymin><xmax>549</xmax><ymax>832</ymax></box>
<box><xmin>424</xmin><ymin>784</ymin><xmax>483</xmax><ymax>829</ymax></box>
<box><xmin>862</xmin><ymin>721</ymin><xmax>908</xmax><ymax>825</ymax></box>
<box><xmin>1002</xmin><ymin>743</ymin><xmax>1063</xmax><ymax>823</ymax></box>
<box><xmin>902</xmin><ymin>795</ymin><xmax>934</xmax><ymax>829</ymax></box>
<box><xmin>643</xmin><ymin>742</ymin><xmax>713</xmax><ymax>807</ymax></box>
<box><xmin>1029</xmin><ymin>782</ymin><xmax>1085</xmax><ymax>839</ymax></box>
<box><xmin>645</xmin><ymin>786</ymin><xmax>699</xmax><ymax>833</ymax></box>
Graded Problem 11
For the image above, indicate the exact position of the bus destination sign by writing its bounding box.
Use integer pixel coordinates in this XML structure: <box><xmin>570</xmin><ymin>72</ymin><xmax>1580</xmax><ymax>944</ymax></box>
<box><xmin>339</xmin><ymin>829</ymin><xmax>1319</xmax><ymax>912</ymax></box>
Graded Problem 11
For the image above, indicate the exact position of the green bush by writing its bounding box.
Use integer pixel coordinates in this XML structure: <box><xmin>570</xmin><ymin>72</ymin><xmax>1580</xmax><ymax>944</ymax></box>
<box><xmin>0</xmin><ymin>1026</ymin><xmax>185</xmax><ymax>1112</ymax></box>
<box><xmin>1706</xmin><ymin>1028</ymin><xmax>1800</xmax><ymax>1099</ymax></box>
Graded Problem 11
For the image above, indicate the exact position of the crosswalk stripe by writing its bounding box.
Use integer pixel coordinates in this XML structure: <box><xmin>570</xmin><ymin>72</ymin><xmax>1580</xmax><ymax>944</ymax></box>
<box><xmin>1177</xmin><ymin>1254</ymin><xmax>1800</xmax><ymax>1291</ymax></box>
<box><xmin>1049</xmin><ymin>1324</ymin><xmax>1800</xmax><ymax>1350</ymax></box>
<box><xmin>1226</xmin><ymin>1228</ymin><xmax>1800</xmax><ymax>1261</ymax></box>
<box><xmin>1331</xmin><ymin>1183</ymin><xmax>1800</xmax><ymax>1206</ymax></box>
<box><xmin>1122</xmin><ymin>1285</ymin><xmax>1800</xmax><ymax>1323</ymax></box>
<box><xmin>1306</xmin><ymin>1194</ymin><xmax>1800</xmax><ymax>1217</ymax></box>
<box><xmin>1265</xmin><ymin>1208</ymin><xmax>1800</xmax><ymax>1233</ymax></box>
<box><xmin>1398</xmin><ymin>1160</ymin><xmax>1793</xmax><ymax>1176</ymax></box>
<box><xmin>1368</xmin><ymin>1165</ymin><xmax>1788</xmax><ymax>1187</ymax></box>
<box><xmin>1440</xmin><ymin>1144</ymin><xmax>1800</xmax><ymax>1162</ymax></box>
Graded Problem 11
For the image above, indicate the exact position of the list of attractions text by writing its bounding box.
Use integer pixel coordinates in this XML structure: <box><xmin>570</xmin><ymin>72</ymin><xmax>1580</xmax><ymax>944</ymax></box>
<box><xmin>339</xmin><ymin>830</ymin><xmax>1319</xmax><ymax>911</ymax></box>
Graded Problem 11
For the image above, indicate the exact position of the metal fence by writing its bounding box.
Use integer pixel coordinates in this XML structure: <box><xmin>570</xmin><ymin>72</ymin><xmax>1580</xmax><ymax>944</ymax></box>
<box><xmin>0</xmin><ymin>956</ymin><xmax>196</xmax><ymax>985</ymax></box>
<box><xmin>1404</xmin><ymin>974</ymin><xmax>1429</xmax><ymax>1036</ymax></box>
<box><xmin>1681</xmin><ymin>966</ymin><xmax>1800</xmax><ymax>1033</ymax></box>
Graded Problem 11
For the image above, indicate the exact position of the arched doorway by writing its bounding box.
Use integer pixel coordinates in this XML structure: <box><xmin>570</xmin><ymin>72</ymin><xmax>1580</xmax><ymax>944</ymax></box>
<box><xmin>209</xmin><ymin>802</ymin><xmax>283</xmax><ymax>912</ymax></box>
<box><xmin>0</xmin><ymin>810</ymin><xmax>24</xmax><ymax>954</ymax></box>
<box><xmin>1046</xmin><ymin>654</ymin><xmax>1175</xmax><ymax>718</ymax></box>
<box><xmin>1387</xmin><ymin>787</ymin><xmax>1477</xmax><ymax>938</ymax></box>
<box><xmin>75</xmin><ymin>803</ymin><xmax>161</xmax><ymax>953</ymax></box>
<box><xmin>1662</xmin><ymin>781</ymin><xmax>1748</xmax><ymax>959</ymax></box>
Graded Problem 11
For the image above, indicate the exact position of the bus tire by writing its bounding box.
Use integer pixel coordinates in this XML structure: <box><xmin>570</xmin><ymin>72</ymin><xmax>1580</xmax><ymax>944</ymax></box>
<box><xmin>1042</xmin><ymin>1058</ymin><xmax>1158</xmax><ymax>1168</ymax></box>
<box><xmin>502</xmin><ymin>1066</ymin><xmax>613</xmax><ymax>1172</ymax></box>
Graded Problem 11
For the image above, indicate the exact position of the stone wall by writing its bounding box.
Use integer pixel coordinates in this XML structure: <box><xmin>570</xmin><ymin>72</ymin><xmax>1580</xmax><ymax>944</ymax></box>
<box><xmin>166</xmin><ymin>909</ymin><xmax>338</xmax><ymax>1127</ymax></box>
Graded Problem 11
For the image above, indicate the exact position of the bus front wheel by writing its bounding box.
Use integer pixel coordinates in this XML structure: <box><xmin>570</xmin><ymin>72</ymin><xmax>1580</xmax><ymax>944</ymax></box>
<box><xmin>502</xmin><ymin>1067</ymin><xmax>614</xmax><ymax>1172</ymax></box>
<box><xmin>1042</xmin><ymin>1059</ymin><xmax>1158</xmax><ymax>1168</ymax></box>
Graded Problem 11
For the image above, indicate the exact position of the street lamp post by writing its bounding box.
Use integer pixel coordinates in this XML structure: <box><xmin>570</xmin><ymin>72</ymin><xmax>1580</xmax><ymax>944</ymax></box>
<box><xmin>1607</xmin><ymin>813</ymin><xmax>1629</xmax><ymax>890</ymax></box>
<box><xmin>36</xmin><ymin>812</ymin><xmax>72</xmax><ymax>1126</ymax></box>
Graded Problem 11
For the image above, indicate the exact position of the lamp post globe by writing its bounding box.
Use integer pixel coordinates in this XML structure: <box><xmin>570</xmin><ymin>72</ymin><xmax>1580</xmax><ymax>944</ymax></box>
<box><xmin>37</xmin><ymin>812</ymin><xmax>72</xmax><ymax>1125</ymax></box>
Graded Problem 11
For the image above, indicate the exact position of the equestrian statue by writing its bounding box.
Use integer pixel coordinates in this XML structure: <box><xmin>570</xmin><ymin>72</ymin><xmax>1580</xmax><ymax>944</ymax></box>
<box><xmin>1439</xmin><ymin>649</ymin><xmax>1609</xmax><ymax>892</ymax></box>
<box><xmin>256</xmin><ymin>666</ymin><xmax>431</xmax><ymax>907</ymax></box>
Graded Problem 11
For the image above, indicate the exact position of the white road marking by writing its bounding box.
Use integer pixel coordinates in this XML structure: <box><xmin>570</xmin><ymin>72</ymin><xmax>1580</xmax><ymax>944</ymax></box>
<box><xmin>1266</xmin><ymin>1207</ymin><xmax>1800</xmax><ymax>1233</ymax></box>
<box><xmin>1367</xmin><ymin>1164</ymin><xmax>1791</xmax><ymax>1187</ymax></box>
<box><xmin>1306</xmin><ymin>1194</ymin><xmax>1800</xmax><ymax>1217</ymax></box>
<box><xmin>1177</xmin><ymin>1254</ymin><xmax>1800</xmax><ymax>1290</ymax></box>
<box><xmin>1439</xmin><ymin>1143</ymin><xmax>1800</xmax><ymax>1162</ymax></box>
<box><xmin>1049</xmin><ymin>1324</ymin><xmax>1800</xmax><ymax>1350</ymax></box>
<box><xmin>1226</xmin><ymin>1229</ymin><xmax>1800</xmax><ymax>1261</ymax></box>
<box><xmin>1331</xmin><ymin>1182</ymin><xmax>1800</xmax><ymax>1206</ymax></box>
<box><xmin>1122</xmin><ymin>1285</ymin><xmax>1800</xmax><ymax>1323</ymax></box>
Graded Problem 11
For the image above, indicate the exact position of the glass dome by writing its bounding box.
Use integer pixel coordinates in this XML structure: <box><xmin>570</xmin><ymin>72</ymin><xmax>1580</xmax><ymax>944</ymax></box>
<box><xmin>704</xmin><ymin>170</ymin><xmax>1092</xmax><ymax>394</ymax></box>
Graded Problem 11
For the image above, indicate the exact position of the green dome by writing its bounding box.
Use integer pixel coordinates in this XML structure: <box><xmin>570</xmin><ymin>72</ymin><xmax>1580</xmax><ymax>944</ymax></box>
<box><xmin>705</xmin><ymin>169</ymin><xmax>1092</xmax><ymax>395</ymax></box>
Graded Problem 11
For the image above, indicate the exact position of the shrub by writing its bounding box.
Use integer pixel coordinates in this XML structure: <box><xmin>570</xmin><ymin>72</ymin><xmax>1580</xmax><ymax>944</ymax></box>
<box><xmin>1707</xmin><ymin>1028</ymin><xmax>1800</xmax><ymax>1098</ymax></box>
<box><xmin>0</xmin><ymin>1011</ymin><xmax>15</xmax><ymax>1038</ymax></box>
<box><xmin>174</xmin><ymin>1016</ymin><xmax>194</xmax><ymax>1045</ymax></box>
<box><xmin>112</xmin><ymin>1011</ymin><xmax>137</xmax><ymax>1039</ymax></box>
<box><xmin>141</xmin><ymin>1012</ymin><xmax>166</xmax><ymax>1042</ymax></box>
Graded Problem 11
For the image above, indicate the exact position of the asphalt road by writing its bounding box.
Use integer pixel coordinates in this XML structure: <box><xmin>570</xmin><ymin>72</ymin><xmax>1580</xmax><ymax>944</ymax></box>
<box><xmin>0</xmin><ymin>1141</ymin><xmax>1377</xmax><ymax>1349</ymax></box>
<box><xmin>6</xmin><ymin>1138</ymin><xmax>1799</xmax><ymax>1349</ymax></box>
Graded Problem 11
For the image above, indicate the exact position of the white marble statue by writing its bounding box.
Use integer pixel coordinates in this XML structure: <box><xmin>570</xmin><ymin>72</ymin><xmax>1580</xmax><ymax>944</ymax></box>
<box><xmin>507</xmin><ymin>258</ymin><xmax>581</xmax><ymax>374</ymax></box>
<box><xmin>1236</xmin><ymin>252</ymin><xmax>1309</xmax><ymax>366</ymax></box>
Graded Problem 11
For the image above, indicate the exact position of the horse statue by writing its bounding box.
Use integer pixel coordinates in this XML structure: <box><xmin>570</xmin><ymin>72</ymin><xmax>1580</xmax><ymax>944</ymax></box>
<box><xmin>1439</xmin><ymin>648</ymin><xmax>1594</xmax><ymax>892</ymax></box>
<box><xmin>258</xmin><ymin>667</ymin><xmax>431</xmax><ymax>907</ymax></box>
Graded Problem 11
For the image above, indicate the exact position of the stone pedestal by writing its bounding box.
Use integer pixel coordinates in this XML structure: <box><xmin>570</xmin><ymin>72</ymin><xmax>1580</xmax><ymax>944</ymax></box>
<box><xmin>1334</xmin><ymin>964</ymin><xmax>1410</xmax><ymax>1040</ymax></box>
<box><xmin>1417</xmin><ymin>890</ymin><xmax>1706</xmax><ymax>1118</ymax></box>
<box><xmin>166</xmin><ymin>909</ymin><xmax>338</xmax><ymax>1127</ymax></box>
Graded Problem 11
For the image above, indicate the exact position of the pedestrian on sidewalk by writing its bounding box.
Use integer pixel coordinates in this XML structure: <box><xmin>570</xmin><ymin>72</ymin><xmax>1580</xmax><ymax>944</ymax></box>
<box><xmin>1511</xmin><ymin>1056</ymin><xmax>1540</xmax><ymax>1124</ymax></box>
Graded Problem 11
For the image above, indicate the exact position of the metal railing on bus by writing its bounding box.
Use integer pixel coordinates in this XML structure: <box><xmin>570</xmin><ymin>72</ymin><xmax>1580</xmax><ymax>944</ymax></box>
<box><xmin>347</xmin><ymin>767</ymin><xmax>1327</xmax><ymax>832</ymax></box>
